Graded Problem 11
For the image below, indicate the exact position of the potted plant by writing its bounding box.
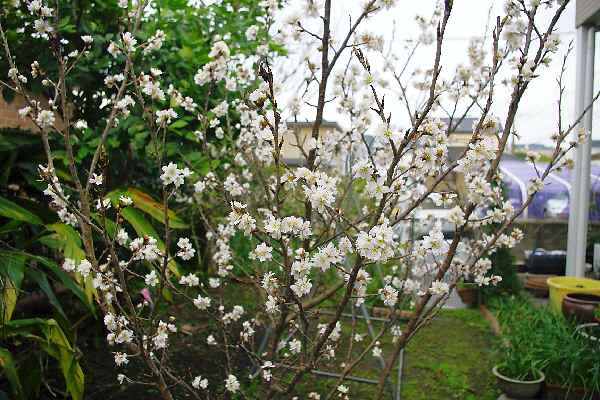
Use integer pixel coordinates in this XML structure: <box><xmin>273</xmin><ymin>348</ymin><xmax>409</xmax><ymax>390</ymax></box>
<box><xmin>493</xmin><ymin>296</ymin><xmax>548</xmax><ymax>399</ymax></box>
<box><xmin>494</xmin><ymin>295</ymin><xmax>600</xmax><ymax>399</ymax></box>
<box><xmin>562</xmin><ymin>293</ymin><xmax>600</xmax><ymax>323</ymax></box>
<box><xmin>493</xmin><ymin>352</ymin><xmax>546</xmax><ymax>399</ymax></box>
<box><xmin>456</xmin><ymin>280</ymin><xmax>478</xmax><ymax>307</ymax></box>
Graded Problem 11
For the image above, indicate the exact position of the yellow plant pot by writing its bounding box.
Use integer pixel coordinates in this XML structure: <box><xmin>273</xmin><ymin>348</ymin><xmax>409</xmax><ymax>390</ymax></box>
<box><xmin>546</xmin><ymin>276</ymin><xmax>600</xmax><ymax>313</ymax></box>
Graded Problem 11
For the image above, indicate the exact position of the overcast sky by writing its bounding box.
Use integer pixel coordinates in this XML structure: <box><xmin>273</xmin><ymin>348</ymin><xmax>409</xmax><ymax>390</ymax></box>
<box><xmin>281</xmin><ymin>1</ymin><xmax>599</xmax><ymax>146</ymax></box>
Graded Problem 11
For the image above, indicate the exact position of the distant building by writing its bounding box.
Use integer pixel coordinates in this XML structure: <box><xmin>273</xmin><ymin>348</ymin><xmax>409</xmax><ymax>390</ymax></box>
<box><xmin>512</xmin><ymin>143</ymin><xmax>555</xmax><ymax>156</ymax></box>
<box><xmin>443</xmin><ymin>117</ymin><xmax>485</xmax><ymax>147</ymax></box>
<box><xmin>437</xmin><ymin>117</ymin><xmax>504</xmax><ymax>199</ymax></box>
<box><xmin>281</xmin><ymin>120</ymin><xmax>343</xmax><ymax>166</ymax></box>
<box><xmin>591</xmin><ymin>140</ymin><xmax>600</xmax><ymax>160</ymax></box>
<box><xmin>440</xmin><ymin>117</ymin><xmax>503</xmax><ymax>155</ymax></box>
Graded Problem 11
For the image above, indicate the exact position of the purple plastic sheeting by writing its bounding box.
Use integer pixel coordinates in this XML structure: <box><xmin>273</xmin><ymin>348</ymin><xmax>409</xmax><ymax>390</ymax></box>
<box><xmin>499</xmin><ymin>158</ymin><xmax>600</xmax><ymax>220</ymax></box>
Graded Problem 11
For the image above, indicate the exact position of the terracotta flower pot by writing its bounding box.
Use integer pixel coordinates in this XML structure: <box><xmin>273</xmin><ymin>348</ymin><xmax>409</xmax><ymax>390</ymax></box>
<box><xmin>561</xmin><ymin>293</ymin><xmax>600</xmax><ymax>323</ymax></box>
<box><xmin>545</xmin><ymin>383</ymin><xmax>600</xmax><ymax>400</ymax></box>
<box><xmin>493</xmin><ymin>366</ymin><xmax>545</xmax><ymax>399</ymax></box>
<box><xmin>524</xmin><ymin>274</ymin><xmax>554</xmax><ymax>298</ymax></box>
<box><xmin>457</xmin><ymin>284</ymin><xmax>478</xmax><ymax>307</ymax></box>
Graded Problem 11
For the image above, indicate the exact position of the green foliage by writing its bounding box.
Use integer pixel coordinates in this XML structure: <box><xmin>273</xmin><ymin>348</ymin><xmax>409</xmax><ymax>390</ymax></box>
<box><xmin>491</xmin><ymin>295</ymin><xmax>600</xmax><ymax>396</ymax></box>
<box><xmin>0</xmin><ymin>1</ymin><xmax>271</xmax><ymax>397</ymax></box>
<box><xmin>3</xmin><ymin>0</ymin><xmax>267</xmax><ymax>157</ymax></box>
<box><xmin>482</xmin><ymin>246</ymin><xmax>520</xmax><ymax>301</ymax></box>
<box><xmin>400</xmin><ymin>309</ymin><xmax>498</xmax><ymax>400</ymax></box>
<box><xmin>0</xmin><ymin>252</ymin><xmax>25</xmax><ymax>323</ymax></box>
<box><xmin>21</xmin><ymin>252</ymin><xmax>95</xmax><ymax>314</ymax></box>
<box><xmin>0</xmin><ymin>347</ymin><xmax>24</xmax><ymax>399</ymax></box>
<box><xmin>0</xmin><ymin>196</ymin><xmax>43</xmax><ymax>226</ymax></box>
<box><xmin>1</xmin><ymin>319</ymin><xmax>84</xmax><ymax>400</ymax></box>
<box><xmin>0</xmin><ymin>175</ymin><xmax>91</xmax><ymax>399</ymax></box>
<box><xmin>434</xmin><ymin>363</ymin><xmax>471</xmax><ymax>395</ymax></box>
<box><xmin>108</xmin><ymin>188</ymin><xmax>188</xmax><ymax>229</ymax></box>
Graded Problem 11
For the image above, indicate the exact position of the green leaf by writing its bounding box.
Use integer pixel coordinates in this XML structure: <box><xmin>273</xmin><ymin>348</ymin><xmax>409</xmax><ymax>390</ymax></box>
<box><xmin>0</xmin><ymin>196</ymin><xmax>43</xmax><ymax>225</ymax></box>
<box><xmin>0</xmin><ymin>131</ymin><xmax>38</xmax><ymax>151</ymax></box>
<box><xmin>120</xmin><ymin>206</ymin><xmax>161</xmax><ymax>239</ymax></box>
<box><xmin>178</xmin><ymin>45</ymin><xmax>194</xmax><ymax>60</ymax></box>
<box><xmin>0</xmin><ymin>253</ymin><xmax>25</xmax><ymax>323</ymax></box>
<box><xmin>3</xmin><ymin>319</ymin><xmax>84</xmax><ymax>400</ymax></box>
<box><xmin>91</xmin><ymin>213</ymin><xmax>117</xmax><ymax>238</ymax></box>
<box><xmin>268</xmin><ymin>40</ymin><xmax>288</xmax><ymax>55</ymax></box>
<box><xmin>42</xmin><ymin>223</ymin><xmax>86</xmax><ymax>262</ymax></box>
<box><xmin>108</xmin><ymin>188</ymin><xmax>187</xmax><ymax>229</ymax></box>
<box><xmin>1</xmin><ymin>87</ymin><xmax>15</xmax><ymax>103</ymax></box>
<box><xmin>0</xmin><ymin>347</ymin><xmax>25</xmax><ymax>400</ymax></box>
<box><xmin>26</xmin><ymin>254</ymin><xmax>94</xmax><ymax>315</ymax></box>
<box><xmin>129</xmin><ymin>188</ymin><xmax>187</xmax><ymax>229</ymax></box>
<box><xmin>169</xmin><ymin>119</ymin><xmax>189</xmax><ymax>129</ymax></box>
<box><xmin>19</xmin><ymin>353</ymin><xmax>41</xmax><ymax>399</ymax></box>
<box><xmin>1</xmin><ymin>279</ymin><xmax>17</xmax><ymax>324</ymax></box>
<box><xmin>0</xmin><ymin>252</ymin><xmax>25</xmax><ymax>289</ymax></box>
<box><xmin>0</xmin><ymin>220</ymin><xmax>23</xmax><ymax>235</ymax></box>
<box><xmin>26</xmin><ymin>268</ymin><xmax>68</xmax><ymax>322</ymax></box>
<box><xmin>1</xmin><ymin>250</ymin><xmax>94</xmax><ymax>316</ymax></box>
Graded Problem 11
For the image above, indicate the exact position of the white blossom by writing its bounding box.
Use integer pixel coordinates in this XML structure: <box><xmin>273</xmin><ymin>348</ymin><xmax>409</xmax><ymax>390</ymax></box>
<box><xmin>193</xmin><ymin>295</ymin><xmax>211</xmax><ymax>310</ymax></box>
<box><xmin>160</xmin><ymin>162</ymin><xmax>192</xmax><ymax>188</ymax></box>
<box><xmin>192</xmin><ymin>376</ymin><xmax>208</xmax><ymax>390</ymax></box>
<box><xmin>176</xmin><ymin>237</ymin><xmax>196</xmax><ymax>260</ymax></box>
<box><xmin>250</xmin><ymin>242</ymin><xmax>273</xmax><ymax>262</ymax></box>
<box><xmin>224</xmin><ymin>374</ymin><xmax>239</xmax><ymax>393</ymax></box>
<box><xmin>77</xmin><ymin>259</ymin><xmax>92</xmax><ymax>277</ymax></box>
<box><xmin>36</xmin><ymin>110</ymin><xmax>55</xmax><ymax>129</ymax></box>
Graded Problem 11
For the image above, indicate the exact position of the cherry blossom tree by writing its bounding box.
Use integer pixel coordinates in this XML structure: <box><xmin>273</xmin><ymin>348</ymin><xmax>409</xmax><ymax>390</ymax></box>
<box><xmin>1</xmin><ymin>0</ymin><xmax>594</xmax><ymax>399</ymax></box>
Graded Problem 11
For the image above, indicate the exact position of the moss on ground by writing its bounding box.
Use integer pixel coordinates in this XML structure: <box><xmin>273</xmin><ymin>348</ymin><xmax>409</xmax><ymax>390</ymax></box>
<box><xmin>401</xmin><ymin>309</ymin><xmax>499</xmax><ymax>400</ymax></box>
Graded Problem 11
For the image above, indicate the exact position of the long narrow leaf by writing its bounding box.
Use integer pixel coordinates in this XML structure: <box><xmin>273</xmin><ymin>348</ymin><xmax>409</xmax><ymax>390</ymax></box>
<box><xmin>42</xmin><ymin>223</ymin><xmax>86</xmax><ymax>262</ymax></box>
<box><xmin>128</xmin><ymin>187</ymin><xmax>188</xmax><ymax>229</ymax></box>
<box><xmin>0</xmin><ymin>220</ymin><xmax>23</xmax><ymax>235</ymax></box>
<box><xmin>3</xmin><ymin>319</ymin><xmax>84</xmax><ymax>400</ymax></box>
<box><xmin>26</xmin><ymin>268</ymin><xmax>68</xmax><ymax>322</ymax></box>
<box><xmin>1</xmin><ymin>279</ymin><xmax>17</xmax><ymax>324</ymax></box>
<box><xmin>24</xmin><ymin>253</ymin><xmax>95</xmax><ymax>315</ymax></box>
<box><xmin>0</xmin><ymin>347</ymin><xmax>25</xmax><ymax>400</ymax></box>
<box><xmin>0</xmin><ymin>253</ymin><xmax>25</xmax><ymax>323</ymax></box>
<box><xmin>0</xmin><ymin>196</ymin><xmax>43</xmax><ymax>225</ymax></box>
<box><xmin>0</xmin><ymin>252</ymin><xmax>25</xmax><ymax>290</ymax></box>
<box><xmin>107</xmin><ymin>188</ymin><xmax>187</xmax><ymax>229</ymax></box>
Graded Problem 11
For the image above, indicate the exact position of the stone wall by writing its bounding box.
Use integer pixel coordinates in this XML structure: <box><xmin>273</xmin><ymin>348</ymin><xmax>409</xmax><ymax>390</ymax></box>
<box><xmin>0</xmin><ymin>93</ymin><xmax>66</xmax><ymax>132</ymax></box>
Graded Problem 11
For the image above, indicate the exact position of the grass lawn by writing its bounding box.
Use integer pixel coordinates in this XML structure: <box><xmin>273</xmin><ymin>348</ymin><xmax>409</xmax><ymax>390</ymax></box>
<box><xmin>288</xmin><ymin>308</ymin><xmax>499</xmax><ymax>399</ymax></box>
<box><xmin>401</xmin><ymin>308</ymin><xmax>499</xmax><ymax>399</ymax></box>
